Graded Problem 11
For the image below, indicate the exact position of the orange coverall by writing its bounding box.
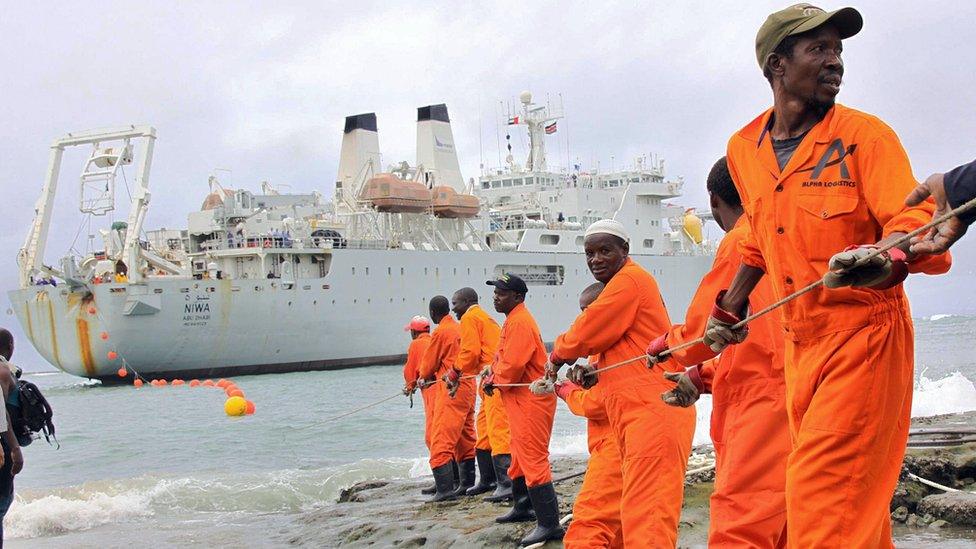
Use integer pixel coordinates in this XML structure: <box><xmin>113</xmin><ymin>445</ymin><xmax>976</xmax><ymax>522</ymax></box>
<box><xmin>492</xmin><ymin>302</ymin><xmax>556</xmax><ymax>487</ymax></box>
<box><xmin>419</xmin><ymin>315</ymin><xmax>476</xmax><ymax>469</ymax></box>
<box><xmin>403</xmin><ymin>332</ymin><xmax>436</xmax><ymax>449</ymax></box>
<box><xmin>562</xmin><ymin>382</ymin><xmax>624</xmax><ymax>549</ymax></box>
<box><xmin>664</xmin><ymin>217</ymin><xmax>789</xmax><ymax>548</ymax></box>
<box><xmin>553</xmin><ymin>258</ymin><xmax>696</xmax><ymax>547</ymax></box>
<box><xmin>457</xmin><ymin>305</ymin><xmax>511</xmax><ymax>456</ymax></box>
<box><xmin>727</xmin><ymin>104</ymin><xmax>951</xmax><ymax>548</ymax></box>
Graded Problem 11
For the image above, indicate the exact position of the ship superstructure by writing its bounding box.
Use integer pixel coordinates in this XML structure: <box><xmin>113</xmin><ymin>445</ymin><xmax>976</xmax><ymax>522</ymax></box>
<box><xmin>9</xmin><ymin>95</ymin><xmax>714</xmax><ymax>381</ymax></box>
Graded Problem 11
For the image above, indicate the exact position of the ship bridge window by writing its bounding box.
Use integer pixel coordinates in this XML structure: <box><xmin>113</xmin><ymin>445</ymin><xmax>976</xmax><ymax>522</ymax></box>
<box><xmin>503</xmin><ymin>179</ymin><xmax>513</xmax><ymax>187</ymax></box>
<box><xmin>494</xmin><ymin>264</ymin><xmax>565</xmax><ymax>286</ymax></box>
<box><xmin>575</xmin><ymin>236</ymin><xmax>584</xmax><ymax>246</ymax></box>
<box><xmin>482</xmin><ymin>181</ymin><xmax>490</xmax><ymax>189</ymax></box>
<box><xmin>539</xmin><ymin>234</ymin><xmax>560</xmax><ymax>245</ymax></box>
<box><xmin>491</xmin><ymin>181</ymin><xmax>501</xmax><ymax>188</ymax></box>
<box><xmin>643</xmin><ymin>239</ymin><xmax>654</xmax><ymax>249</ymax></box>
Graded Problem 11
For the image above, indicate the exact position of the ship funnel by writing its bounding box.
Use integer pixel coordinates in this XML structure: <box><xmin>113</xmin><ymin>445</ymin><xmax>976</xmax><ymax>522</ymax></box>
<box><xmin>416</xmin><ymin>104</ymin><xmax>465</xmax><ymax>192</ymax></box>
<box><xmin>336</xmin><ymin>113</ymin><xmax>381</xmax><ymax>210</ymax></box>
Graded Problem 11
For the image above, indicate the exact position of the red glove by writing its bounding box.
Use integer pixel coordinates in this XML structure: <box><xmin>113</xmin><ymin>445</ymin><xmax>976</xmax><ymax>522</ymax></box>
<box><xmin>823</xmin><ymin>245</ymin><xmax>909</xmax><ymax>290</ymax></box>
<box><xmin>685</xmin><ymin>364</ymin><xmax>706</xmax><ymax>394</ymax></box>
<box><xmin>554</xmin><ymin>380</ymin><xmax>581</xmax><ymax>401</ymax></box>
<box><xmin>645</xmin><ymin>333</ymin><xmax>669</xmax><ymax>368</ymax></box>
<box><xmin>703</xmin><ymin>290</ymin><xmax>749</xmax><ymax>352</ymax></box>
<box><xmin>443</xmin><ymin>368</ymin><xmax>460</xmax><ymax>384</ymax></box>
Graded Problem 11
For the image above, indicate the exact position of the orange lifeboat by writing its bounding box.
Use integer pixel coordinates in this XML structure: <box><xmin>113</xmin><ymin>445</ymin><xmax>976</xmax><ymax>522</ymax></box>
<box><xmin>200</xmin><ymin>189</ymin><xmax>234</xmax><ymax>210</ymax></box>
<box><xmin>362</xmin><ymin>174</ymin><xmax>432</xmax><ymax>213</ymax></box>
<box><xmin>431</xmin><ymin>186</ymin><xmax>480</xmax><ymax>218</ymax></box>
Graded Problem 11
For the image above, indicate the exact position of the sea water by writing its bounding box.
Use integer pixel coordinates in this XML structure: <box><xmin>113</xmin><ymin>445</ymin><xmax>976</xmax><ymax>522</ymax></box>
<box><xmin>5</xmin><ymin>315</ymin><xmax>976</xmax><ymax>547</ymax></box>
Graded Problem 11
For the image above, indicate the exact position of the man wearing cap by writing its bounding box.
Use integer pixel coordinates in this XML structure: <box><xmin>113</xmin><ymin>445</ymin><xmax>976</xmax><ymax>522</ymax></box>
<box><xmin>401</xmin><ymin>315</ymin><xmax>437</xmax><ymax>493</ymax></box>
<box><xmin>550</xmin><ymin>219</ymin><xmax>696</xmax><ymax>547</ymax></box>
<box><xmin>418</xmin><ymin>296</ymin><xmax>476</xmax><ymax>502</ymax></box>
<box><xmin>648</xmin><ymin>158</ymin><xmax>789</xmax><ymax>548</ymax></box>
<box><xmin>710</xmin><ymin>5</ymin><xmax>951</xmax><ymax>546</ymax></box>
<box><xmin>449</xmin><ymin>287</ymin><xmax>513</xmax><ymax>501</ymax></box>
<box><xmin>483</xmin><ymin>274</ymin><xmax>563</xmax><ymax>546</ymax></box>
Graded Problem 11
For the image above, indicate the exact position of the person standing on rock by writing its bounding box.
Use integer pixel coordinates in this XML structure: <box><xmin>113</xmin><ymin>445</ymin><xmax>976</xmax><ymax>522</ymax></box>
<box><xmin>553</xmin><ymin>282</ymin><xmax>624</xmax><ymax>548</ymax></box>
<box><xmin>419</xmin><ymin>296</ymin><xmax>476</xmax><ymax>502</ymax></box>
<box><xmin>450</xmin><ymin>287</ymin><xmax>513</xmax><ymax>501</ymax></box>
<box><xmin>709</xmin><ymin>5</ymin><xmax>952</xmax><ymax>546</ymax></box>
<box><xmin>648</xmin><ymin>157</ymin><xmax>790</xmax><ymax>548</ymax></box>
<box><xmin>549</xmin><ymin>219</ymin><xmax>696</xmax><ymax>547</ymax></box>
<box><xmin>483</xmin><ymin>274</ymin><xmax>563</xmax><ymax>546</ymax></box>
<box><xmin>401</xmin><ymin>315</ymin><xmax>437</xmax><ymax>495</ymax></box>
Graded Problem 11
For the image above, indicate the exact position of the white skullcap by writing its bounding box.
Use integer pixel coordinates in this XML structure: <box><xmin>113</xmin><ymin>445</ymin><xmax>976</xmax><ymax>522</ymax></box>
<box><xmin>584</xmin><ymin>219</ymin><xmax>629</xmax><ymax>243</ymax></box>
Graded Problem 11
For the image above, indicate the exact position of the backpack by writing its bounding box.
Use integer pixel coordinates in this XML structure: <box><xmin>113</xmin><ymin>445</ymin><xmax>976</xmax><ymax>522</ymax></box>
<box><xmin>9</xmin><ymin>379</ymin><xmax>57</xmax><ymax>448</ymax></box>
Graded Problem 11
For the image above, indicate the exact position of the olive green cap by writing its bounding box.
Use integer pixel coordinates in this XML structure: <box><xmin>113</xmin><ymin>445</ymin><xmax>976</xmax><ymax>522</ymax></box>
<box><xmin>756</xmin><ymin>4</ymin><xmax>863</xmax><ymax>69</ymax></box>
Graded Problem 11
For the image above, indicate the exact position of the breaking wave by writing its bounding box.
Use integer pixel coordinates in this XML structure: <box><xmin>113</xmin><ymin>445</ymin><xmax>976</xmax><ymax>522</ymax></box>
<box><xmin>5</xmin><ymin>458</ymin><xmax>419</xmax><ymax>539</ymax></box>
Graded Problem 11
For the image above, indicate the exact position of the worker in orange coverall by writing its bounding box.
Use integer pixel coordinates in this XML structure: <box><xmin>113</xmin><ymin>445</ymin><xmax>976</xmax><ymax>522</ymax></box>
<box><xmin>418</xmin><ymin>295</ymin><xmax>475</xmax><ymax>502</ymax></box>
<box><xmin>400</xmin><ymin>315</ymin><xmax>437</xmax><ymax>495</ymax></box>
<box><xmin>553</xmin><ymin>281</ymin><xmax>624</xmax><ymax>549</ymax></box>
<box><xmin>704</xmin><ymin>6</ymin><xmax>952</xmax><ymax>546</ymax></box>
<box><xmin>482</xmin><ymin>274</ymin><xmax>563</xmax><ymax>546</ymax></box>
<box><xmin>648</xmin><ymin>157</ymin><xmax>789</xmax><ymax>548</ymax></box>
<box><xmin>550</xmin><ymin>219</ymin><xmax>696</xmax><ymax>547</ymax></box>
<box><xmin>449</xmin><ymin>287</ymin><xmax>513</xmax><ymax>501</ymax></box>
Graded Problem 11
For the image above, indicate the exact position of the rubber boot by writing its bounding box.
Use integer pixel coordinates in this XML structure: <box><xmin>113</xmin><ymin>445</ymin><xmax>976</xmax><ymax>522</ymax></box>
<box><xmin>483</xmin><ymin>454</ymin><xmax>513</xmax><ymax>502</ymax></box>
<box><xmin>520</xmin><ymin>482</ymin><xmax>565</xmax><ymax>546</ymax></box>
<box><xmin>426</xmin><ymin>462</ymin><xmax>459</xmax><ymax>503</ymax></box>
<box><xmin>420</xmin><ymin>482</ymin><xmax>436</xmax><ymax>495</ymax></box>
<box><xmin>466</xmin><ymin>449</ymin><xmax>497</xmax><ymax>496</ymax></box>
<box><xmin>452</xmin><ymin>458</ymin><xmax>476</xmax><ymax>497</ymax></box>
<box><xmin>452</xmin><ymin>461</ymin><xmax>460</xmax><ymax>490</ymax></box>
<box><xmin>495</xmin><ymin>476</ymin><xmax>536</xmax><ymax>523</ymax></box>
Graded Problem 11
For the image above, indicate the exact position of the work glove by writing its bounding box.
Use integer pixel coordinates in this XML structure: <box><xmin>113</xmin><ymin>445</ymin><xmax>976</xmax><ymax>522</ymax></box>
<box><xmin>645</xmin><ymin>334</ymin><xmax>669</xmax><ymax>369</ymax></box>
<box><xmin>660</xmin><ymin>366</ymin><xmax>704</xmax><ymax>408</ymax></box>
<box><xmin>402</xmin><ymin>384</ymin><xmax>415</xmax><ymax>397</ymax></box>
<box><xmin>703</xmin><ymin>290</ymin><xmax>748</xmax><ymax>353</ymax></box>
<box><xmin>443</xmin><ymin>368</ymin><xmax>462</xmax><ymax>398</ymax></box>
<box><xmin>548</xmin><ymin>351</ymin><xmax>575</xmax><ymax>370</ymax></box>
<box><xmin>554</xmin><ymin>380</ymin><xmax>581</xmax><ymax>401</ymax></box>
<box><xmin>482</xmin><ymin>371</ymin><xmax>496</xmax><ymax>396</ymax></box>
<box><xmin>823</xmin><ymin>245</ymin><xmax>909</xmax><ymax>290</ymax></box>
<box><xmin>567</xmin><ymin>363</ymin><xmax>598</xmax><ymax>389</ymax></box>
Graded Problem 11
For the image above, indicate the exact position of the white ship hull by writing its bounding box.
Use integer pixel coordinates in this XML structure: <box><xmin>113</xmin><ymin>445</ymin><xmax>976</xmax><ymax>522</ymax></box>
<box><xmin>9</xmin><ymin>249</ymin><xmax>712</xmax><ymax>382</ymax></box>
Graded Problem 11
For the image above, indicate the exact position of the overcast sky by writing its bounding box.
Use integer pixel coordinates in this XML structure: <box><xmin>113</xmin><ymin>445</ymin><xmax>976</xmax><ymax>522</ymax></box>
<box><xmin>2</xmin><ymin>1</ymin><xmax>974</xmax><ymax>371</ymax></box>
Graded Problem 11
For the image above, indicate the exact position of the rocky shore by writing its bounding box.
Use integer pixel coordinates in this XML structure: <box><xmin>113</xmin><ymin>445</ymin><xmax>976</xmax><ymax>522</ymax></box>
<box><xmin>289</xmin><ymin>411</ymin><xmax>976</xmax><ymax>548</ymax></box>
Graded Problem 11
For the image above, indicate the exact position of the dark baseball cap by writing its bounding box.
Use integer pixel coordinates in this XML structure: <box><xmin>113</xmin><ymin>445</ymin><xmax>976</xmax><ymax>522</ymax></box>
<box><xmin>756</xmin><ymin>4</ymin><xmax>863</xmax><ymax>68</ymax></box>
<box><xmin>486</xmin><ymin>273</ymin><xmax>528</xmax><ymax>294</ymax></box>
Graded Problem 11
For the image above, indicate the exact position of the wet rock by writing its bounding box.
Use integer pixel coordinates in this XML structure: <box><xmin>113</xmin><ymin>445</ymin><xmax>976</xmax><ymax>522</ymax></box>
<box><xmin>928</xmin><ymin>519</ymin><xmax>949</xmax><ymax>530</ymax></box>
<box><xmin>338</xmin><ymin>480</ymin><xmax>389</xmax><ymax>503</ymax></box>
<box><xmin>917</xmin><ymin>492</ymin><xmax>976</xmax><ymax>526</ymax></box>
<box><xmin>891</xmin><ymin>506</ymin><xmax>909</xmax><ymax>522</ymax></box>
<box><xmin>906</xmin><ymin>514</ymin><xmax>919</xmax><ymax>528</ymax></box>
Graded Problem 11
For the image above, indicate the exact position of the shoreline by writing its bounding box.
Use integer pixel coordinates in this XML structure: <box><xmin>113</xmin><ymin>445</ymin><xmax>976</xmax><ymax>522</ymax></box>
<box><xmin>295</xmin><ymin>411</ymin><xmax>976</xmax><ymax>548</ymax></box>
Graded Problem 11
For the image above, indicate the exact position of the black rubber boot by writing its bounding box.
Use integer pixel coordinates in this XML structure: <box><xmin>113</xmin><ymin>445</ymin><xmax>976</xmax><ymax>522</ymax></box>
<box><xmin>495</xmin><ymin>476</ymin><xmax>535</xmax><ymax>523</ymax></box>
<box><xmin>425</xmin><ymin>462</ymin><xmax>458</xmax><ymax>503</ymax></box>
<box><xmin>520</xmin><ymin>482</ymin><xmax>565</xmax><ymax>546</ymax></box>
<box><xmin>452</xmin><ymin>461</ymin><xmax>460</xmax><ymax>490</ymax></box>
<box><xmin>466</xmin><ymin>449</ymin><xmax>497</xmax><ymax>496</ymax></box>
<box><xmin>420</xmin><ymin>482</ymin><xmax>436</xmax><ymax>495</ymax></box>
<box><xmin>452</xmin><ymin>458</ymin><xmax>477</xmax><ymax>497</ymax></box>
<box><xmin>483</xmin><ymin>454</ymin><xmax>513</xmax><ymax>502</ymax></box>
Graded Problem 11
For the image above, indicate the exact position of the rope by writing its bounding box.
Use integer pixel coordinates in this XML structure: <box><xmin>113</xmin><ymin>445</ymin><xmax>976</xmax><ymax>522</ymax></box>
<box><xmin>907</xmin><ymin>473</ymin><xmax>975</xmax><ymax>494</ymax></box>
<box><xmin>567</xmin><ymin>195</ymin><xmax>976</xmax><ymax>381</ymax></box>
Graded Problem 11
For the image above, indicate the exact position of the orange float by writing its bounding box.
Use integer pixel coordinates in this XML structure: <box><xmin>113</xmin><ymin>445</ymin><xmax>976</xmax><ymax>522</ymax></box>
<box><xmin>216</xmin><ymin>379</ymin><xmax>230</xmax><ymax>388</ymax></box>
<box><xmin>100</xmin><ymin>332</ymin><xmax>109</xmax><ymax>340</ymax></box>
<box><xmin>227</xmin><ymin>388</ymin><xmax>245</xmax><ymax>398</ymax></box>
<box><xmin>107</xmin><ymin>351</ymin><xmax>118</xmax><ymax>361</ymax></box>
<box><xmin>134</xmin><ymin>379</ymin><xmax>144</xmax><ymax>388</ymax></box>
<box><xmin>189</xmin><ymin>380</ymin><xmax>200</xmax><ymax>387</ymax></box>
<box><xmin>245</xmin><ymin>400</ymin><xmax>256</xmax><ymax>415</ymax></box>
<box><xmin>172</xmin><ymin>379</ymin><xmax>185</xmax><ymax>386</ymax></box>
<box><xmin>88</xmin><ymin>306</ymin><xmax>97</xmax><ymax>315</ymax></box>
<box><xmin>203</xmin><ymin>380</ymin><xmax>215</xmax><ymax>387</ymax></box>
<box><xmin>117</xmin><ymin>368</ymin><xmax>127</xmax><ymax>378</ymax></box>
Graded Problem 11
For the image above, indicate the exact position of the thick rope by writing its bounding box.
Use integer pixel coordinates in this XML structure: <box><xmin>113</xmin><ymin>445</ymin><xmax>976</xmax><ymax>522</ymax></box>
<box><xmin>559</xmin><ymin>195</ymin><xmax>976</xmax><ymax>383</ymax></box>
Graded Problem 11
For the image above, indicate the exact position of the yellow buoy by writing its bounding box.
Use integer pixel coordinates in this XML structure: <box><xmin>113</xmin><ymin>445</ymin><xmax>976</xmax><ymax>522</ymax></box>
<box><xmin>683</xmin><ymin>209</ymin><xmax>704</xmax><ymax>245</ymax></box>
<box><xmin>225</xmin><ymin>396</ymin><xmax>247</xmax><ymax>416</ymax></box>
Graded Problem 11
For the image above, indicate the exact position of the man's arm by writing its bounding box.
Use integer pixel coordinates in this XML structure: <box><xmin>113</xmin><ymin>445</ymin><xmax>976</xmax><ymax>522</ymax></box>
<box><xmin>718</xmin><ymin>264</ymin><xmax>764</xmax><ymax>314</ymax></box>
<box><xmin>0</xmin><ymin>370</ymin><xmax>20</xmax><ymax>474</ymax></box>
<box><xmin>553</xmin><ymin>275</ymin><xmax>640</xmax><ymax>362</ymax></box>
<box><xmin>905</xmin><ymin>160</ymin><xmax>976</xmax><ymax>254</ymax></box>
<box><xmin>454</xmin><ymin>317</ymin><xmax>481</xmax><ymax>375</ymax></box>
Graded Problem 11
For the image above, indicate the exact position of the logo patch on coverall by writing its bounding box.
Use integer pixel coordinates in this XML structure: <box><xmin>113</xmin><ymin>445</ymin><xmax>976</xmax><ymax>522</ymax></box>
<box><xmin>799</xmin><ymin>138</ymin><xmax>858</xmax><ymax>189</ymax></box>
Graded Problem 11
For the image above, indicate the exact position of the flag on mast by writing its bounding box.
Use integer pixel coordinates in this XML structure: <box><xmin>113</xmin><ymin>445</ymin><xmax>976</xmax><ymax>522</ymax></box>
<box><xmin>507</xmin><ymin>115</ymin><xmax>520</xmax><ymax>125</ymax></box>
<box><xmin>544</xmin><ymin>121</ymin><xmax>557</xmax><ymax>134</ymax></box>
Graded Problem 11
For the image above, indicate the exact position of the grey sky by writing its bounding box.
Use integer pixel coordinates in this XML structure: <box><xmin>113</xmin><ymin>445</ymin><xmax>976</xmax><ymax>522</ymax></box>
<box><xmin>2</xmin><ymin>1</ymin><xmax>974</xmax><ymax>371</ymax></box>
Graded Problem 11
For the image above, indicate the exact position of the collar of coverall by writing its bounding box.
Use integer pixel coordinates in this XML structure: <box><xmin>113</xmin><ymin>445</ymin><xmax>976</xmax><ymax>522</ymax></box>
<box><xmin>753</xmin><ymin>104</ymin><xmax>843</xmax><ymax>149</ymax></box>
